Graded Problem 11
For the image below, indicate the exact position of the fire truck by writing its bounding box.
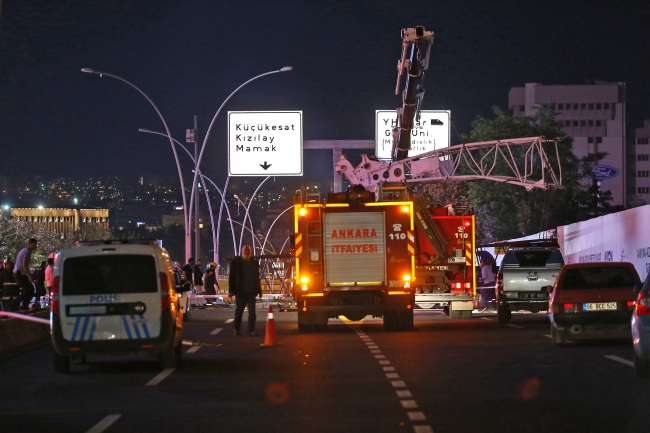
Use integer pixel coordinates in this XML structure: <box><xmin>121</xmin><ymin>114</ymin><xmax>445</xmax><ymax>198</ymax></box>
<box><xmin>292</xmin><ymin>25</ymin><xmax>562</xmax><ymax>330</ymax></box>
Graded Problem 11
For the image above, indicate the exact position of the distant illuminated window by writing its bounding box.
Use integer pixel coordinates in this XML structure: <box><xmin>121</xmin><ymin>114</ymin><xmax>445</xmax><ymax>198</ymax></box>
<box><xmin>638</xmin><ymin>171</ymin><xmax>650</xmax><ymax>178</ymax></box>
<box><xmin>639</xmin><ymin>187</ymin><xmax>650</xmax><ymax>194</ymax></box>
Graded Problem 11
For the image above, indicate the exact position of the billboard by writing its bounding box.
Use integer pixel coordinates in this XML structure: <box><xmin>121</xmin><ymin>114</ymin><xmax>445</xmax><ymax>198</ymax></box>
<box><xmin>228</xmin><ymin>111</ymin><xmax>303</xmax><ymax>176</ymax></box>
<box><xmin>375</xmin><ymin>110</ymin><xmax>450</xmax><ymax>160</ymax></box>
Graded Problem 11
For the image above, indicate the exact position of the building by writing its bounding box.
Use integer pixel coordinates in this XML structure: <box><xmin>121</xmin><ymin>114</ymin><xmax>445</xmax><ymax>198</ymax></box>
<box><xmin>633</xmin><ymin>120</ymin><xmax>650</xmax><ymax>204</ymax></box>
<box><xmin>509</xmin><ymin>82</ymin><xmax>627</xmax><ymax>206</ymax></box>
<box><xmin>9</xmin><ymin>208</ymin><xmax>109</xmax><ymax>237</ymax></box>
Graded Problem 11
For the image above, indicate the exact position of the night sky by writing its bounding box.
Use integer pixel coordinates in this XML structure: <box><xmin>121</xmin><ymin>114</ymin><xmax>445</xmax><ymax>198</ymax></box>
<box><xmin>1</xmin><ymin>0</ymin><xmax>649</xmax><ymax>190</ymax></box>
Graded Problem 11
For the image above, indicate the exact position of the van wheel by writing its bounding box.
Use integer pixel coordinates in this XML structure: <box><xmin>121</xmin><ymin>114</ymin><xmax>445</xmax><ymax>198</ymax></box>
<box><xmin>551</xmin><ymin>325</ymin><xmax>567</xmax><ymax>346</ymax></box>
<box><xmin>634</xmin><ymin>352</ymin><xmax>650</xmax><ymax>378</ymax></box>
<box><xmin>53</xmin><ymin>352</ymin><xmax>70</xmax><ymax>373</ymax></box>
<box><xmin>497</xmin><ymin>305</ymin><xmax>511</xmax><ymax>323</ymax></box>
<box><xmin>159</xmin><ymin>342</ymin><xmax>177</xmax><ymax>369</ymax></box>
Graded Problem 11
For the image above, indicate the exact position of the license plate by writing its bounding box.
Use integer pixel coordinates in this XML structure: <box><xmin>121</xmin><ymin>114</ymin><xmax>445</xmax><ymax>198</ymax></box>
<box><xmin>68</xmin><ymin>305</ymin><xmax>107</xmax><ymax>316</ymax></box>
<box><xmin>583</xmin><ymin>302</ymin><xmax>617</xmax><ymax>311</ymax></box>
<box><xmin>521</xmin><ymin>293</ymin><xmax>546</xmax><ymax>299</ymax></box>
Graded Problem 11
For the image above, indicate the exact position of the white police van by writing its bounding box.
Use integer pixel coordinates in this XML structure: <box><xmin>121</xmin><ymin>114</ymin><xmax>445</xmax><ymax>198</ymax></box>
<box><xmin>50</xmin><ymin>240</ymin><xmax>187</xmax><ymax>373</ymax></box>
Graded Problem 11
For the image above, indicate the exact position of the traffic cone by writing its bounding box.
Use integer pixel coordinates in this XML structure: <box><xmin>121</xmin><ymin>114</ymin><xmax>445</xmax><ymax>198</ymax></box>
<box><xmin>260</xmin><ymin>304</ymin><xmax>279</xmax><ymax>347</ymax></box>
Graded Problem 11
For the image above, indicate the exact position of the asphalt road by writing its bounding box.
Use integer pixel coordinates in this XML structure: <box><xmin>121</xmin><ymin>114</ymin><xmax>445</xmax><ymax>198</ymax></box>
<box><xmin>1</xmin><ymin>308</ymin><xmax>649</xmax><ymax>433</ymax></box>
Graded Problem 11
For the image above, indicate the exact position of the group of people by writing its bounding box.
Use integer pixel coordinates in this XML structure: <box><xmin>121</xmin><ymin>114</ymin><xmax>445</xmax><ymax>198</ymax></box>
<box><xmin>182</xmin><ymin>257</ymin><xmax>221</xmax><ymax>309</ymax></box>
<box><xmin>0</xmin><ymin>238</ymin><xmax>54</xmax><ymax>312</ymax></box>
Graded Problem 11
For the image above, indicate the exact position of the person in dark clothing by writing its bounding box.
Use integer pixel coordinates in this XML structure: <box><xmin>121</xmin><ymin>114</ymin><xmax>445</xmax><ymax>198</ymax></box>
<box><xmin>194</xmin><ymin>258</ymin><xmax>205</xmax><ymax>306</ymax></box>
<box><xmin>0</xmin><ymin>261</ymin><xmax>19</xmax><ymax>311</ymax></box>
<box><xmin>229</xmin><ymin>245</ymin><xmax>262</xmax><ymax>336</ymax></box>
<box><xmin>12</xmin><ymin>238</ymin><xmax>38</xmax><ymax>311</ymax></box>
<box><xmin>204</xmin><ymin>264</ymin><xmax>217</xmax><ymax>303</ymax></box>
<box><xmin>32</xmin><ymin>260</ymin><xmax>47</xmax><ymax>305</ymax></box>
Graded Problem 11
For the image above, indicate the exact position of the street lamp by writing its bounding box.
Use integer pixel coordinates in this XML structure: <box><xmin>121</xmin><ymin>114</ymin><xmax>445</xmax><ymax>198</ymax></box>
<box><xmin>187</xmin><ymin>66</ymin><xmax>293</xmax><ymax>257</ymax></box>
<box><xmin>81</xmin><ymin>68</ymin><xmax>191</xmax><ymax>262</ymax></box>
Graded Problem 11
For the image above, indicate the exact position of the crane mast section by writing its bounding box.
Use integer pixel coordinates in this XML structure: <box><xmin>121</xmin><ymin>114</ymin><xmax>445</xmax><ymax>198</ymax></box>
<box><xmin>335</xmin><ymin>136</ymin><xmax>563</xmax><ymax>191</ymax></box>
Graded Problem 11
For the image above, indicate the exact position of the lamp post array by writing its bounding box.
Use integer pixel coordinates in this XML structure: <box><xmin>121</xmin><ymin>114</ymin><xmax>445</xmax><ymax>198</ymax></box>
<box><xmin>82</xmin><ymin>66</ymin><xmax>293</xmax><ymax>265</ymax></box>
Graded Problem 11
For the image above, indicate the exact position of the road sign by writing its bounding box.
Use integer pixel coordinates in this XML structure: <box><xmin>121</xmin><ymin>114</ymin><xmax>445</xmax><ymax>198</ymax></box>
<box><xmin>375</xmin><ymin>110</ymin><xmax>450</xmax><ymax>160</ymax></box>
<box><xmin>228</xmin><ymin>111</ymin><xmax>303</xmax><ymax>176</ymax></box>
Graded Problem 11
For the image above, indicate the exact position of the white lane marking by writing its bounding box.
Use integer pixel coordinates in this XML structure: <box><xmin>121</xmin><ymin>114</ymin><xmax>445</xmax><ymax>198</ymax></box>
<box><xmin>186</xmin><ymin>346</ymin><xmax>201</xmax><ymax>354</ymax></box>
<box><xmin>362</xmin><ymin>338</ymin><xmax>372</xmax><ymax>341</ymax></box>
<box><xmin>386</xmin><ymin>373</ymin><xmax>400</xmax><ymax>379</ymax></box>
<box><xmin>368</xmin><ymin>345</ymin><xmax>378</xmax><ymax>349</ymax></box>
<box><xmin>358</xmin><ymin>334</ymin><xmax>369</xmax><ymax>337</ymax></box>
<box><xmin>507</xmin><ymin>324</ymin><xmax>524</xmax><ymax>329</ymax></box>
<box><xmin>371</xmin><ymin>350</ymin><xmax>382</xmax><ymax>354</ymax></box>
<box><xmin>146</xmin><ymin>368</ymin><xmax>175</xmax><ymax>386</ymax></box>
<box><xmin>391</xmin><ymin>380</ymin><xmax>406</xmax><ymax>388</ymax></box>
<box><xmin>383</xmin><ymin>366</ymin><xmax>396</xmax><ymax>372</ymax></box>
<box><xmin>86</xmin><ymin>414</ymin><xmax>122</xmax><ymax>433</ymax></box>
<box><xmin>543</xmin><ymin>334</ymin><xmax>574</xmax><ymax>343</ymax></box>
<box><xmin>605</xmin><ymin>355</ymin><xmax>634</xmax><ymax>367</ymax></box>
<box><xmin>401</xmin><ymin>400</ymin><xmax>418</xmax><ymax>409</ymax></box>
<box><xmin>379</xmin><ymin>360</ymin><xmax>391</xmax><ymax>365</ymax></box>
<box><xmin>413</xmin><ymin>426</ymin><xmax>434</xmax><ymax>433</ymax></box>
<box><xmin>407</xmin><ymin>411</ymin><xmax>426</xmax><ymax>421</ymax></box>
<box><xmin>481</xmin><ymin>317</ymin><xmax>493</xmax><ymax>320</ymax></box>
<box><xmin>210</xmin><ymin>327</ymin><xmax>223</xmax><ymax>335</ymax></box>
<box><xmin>374</xmin><ymin>354</ymin><xmax>386</xmax><ymax>359</ymax></box>
<box><xmin>225</xmin><ymin>319</ymin><xmax>234</xmax><ymax>323</ymax></box>
<box><xmin>396</xmin><ymin>390</ymin><xmax>412</xmax><ymax>398</ymax></box>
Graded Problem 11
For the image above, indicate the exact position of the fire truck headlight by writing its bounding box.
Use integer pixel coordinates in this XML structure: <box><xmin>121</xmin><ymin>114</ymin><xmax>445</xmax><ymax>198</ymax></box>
<box><xmin>299</xmin><ymin>208</ymin><xmax>307</xmax><ymax>217</ymax></box>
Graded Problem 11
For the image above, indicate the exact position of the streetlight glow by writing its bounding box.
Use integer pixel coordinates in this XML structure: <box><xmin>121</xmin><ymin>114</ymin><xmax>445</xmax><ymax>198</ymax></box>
<box><xmin>280</xmin><ymin>66</ymin><xmax>293</xmax><ymax>72</ymax></box>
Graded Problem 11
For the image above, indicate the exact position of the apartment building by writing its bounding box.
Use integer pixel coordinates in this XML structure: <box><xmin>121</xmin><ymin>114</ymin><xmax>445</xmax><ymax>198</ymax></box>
<box><xmin>634</xmin><ymin>120</ymin><xmax>650</xmax><ymax>203</ymax></box>
<box><xmin>509</xmin><ymin>82</ymin><xmax>627</xmax><ymax>206</ymax></box>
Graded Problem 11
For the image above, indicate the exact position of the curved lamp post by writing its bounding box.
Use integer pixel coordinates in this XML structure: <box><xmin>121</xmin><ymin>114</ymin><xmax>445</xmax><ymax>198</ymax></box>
<box><xmin>81</xmin><ymin>68</ymin><xmax>191</xmax><ymax>262</ymax></box>
<box><xmin>187</xmin><ymin>66</ymin><xmax>293</xmax><ymax>256</ymax></box>
<box><xmin>138</xmin><ymin>128</ymin><xmax>237</xmax><ymax>264</ymax></box>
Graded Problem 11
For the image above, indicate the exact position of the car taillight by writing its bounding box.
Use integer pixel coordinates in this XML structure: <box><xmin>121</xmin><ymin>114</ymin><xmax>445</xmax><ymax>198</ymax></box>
<box><xmin>496</xmin><ymin>273</ymin><xmax>503</xmax><ymax>292</ymax></box>
<box><xmin>563</xmin><ymin>303</ymin><xmax>578</xmax><ymax>313</ymax></box>
<box><xmin>160</xmin><ymin>272</ymin><xmax>171</xmax><ymax>312</ymax></box>
<box><xmin>627</xmin><ymin>300</ymin><xmax>636</xmax><ymax>310</ymax></box>
<box><xmin>51</xmin><ymin>276</ymin><xmax>60</xmax><ymax>315</ymax></box>
<box><xmin>636</xmin><ymin>292</ymin><xmax>650</xmax><ymax>315</ymax></box>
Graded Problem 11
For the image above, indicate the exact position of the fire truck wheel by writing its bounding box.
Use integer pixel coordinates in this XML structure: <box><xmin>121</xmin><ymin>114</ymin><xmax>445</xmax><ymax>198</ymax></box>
<box><xmin>497</xmin><ymin>305</ymin><xmax>511</xmax><ymax>323</ymax></box>
<box><xmin>383</xmin><ymin>311</ymin><xmax>399</xmax><ymax>331</ymax></box>
<box><xmin>399</xmin><ymin>310</ymin><xmax>414</xmax><ymax>330</ymax></box>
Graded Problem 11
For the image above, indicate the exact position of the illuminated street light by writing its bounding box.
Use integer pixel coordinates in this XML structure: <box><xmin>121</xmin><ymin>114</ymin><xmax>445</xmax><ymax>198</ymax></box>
<box><xmin>81</xmin><ymin>68</ymin><xmax>191</xmax><ymax>262</ymax></box>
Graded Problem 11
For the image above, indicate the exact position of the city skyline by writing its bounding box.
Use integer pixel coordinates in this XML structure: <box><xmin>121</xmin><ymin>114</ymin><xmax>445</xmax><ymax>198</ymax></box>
<box><xmin>1</xmin><ymin>1</ymin><xmax>649</xmax><ymax>188</ymax></box>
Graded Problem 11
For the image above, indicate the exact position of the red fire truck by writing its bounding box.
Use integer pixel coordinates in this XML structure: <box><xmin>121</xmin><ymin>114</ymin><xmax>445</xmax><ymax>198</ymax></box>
<box><xmin>293</xmin><ymin>186</ymin><xmax>416</xmax><ymax>331</ymax></box>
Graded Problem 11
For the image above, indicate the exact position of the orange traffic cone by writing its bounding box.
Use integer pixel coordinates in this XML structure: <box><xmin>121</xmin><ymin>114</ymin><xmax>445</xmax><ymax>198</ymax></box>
<box><xmin>260</xmin><ymin>304</ymin><xmax>279</xmax><ymax>347</ymax></box>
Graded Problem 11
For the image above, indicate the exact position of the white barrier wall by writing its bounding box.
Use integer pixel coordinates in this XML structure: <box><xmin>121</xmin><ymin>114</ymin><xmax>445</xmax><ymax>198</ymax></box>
<box><xmin>558</xmin><ymin>205</ymin><xmax>650</xmax><ymax>280</ymax></box>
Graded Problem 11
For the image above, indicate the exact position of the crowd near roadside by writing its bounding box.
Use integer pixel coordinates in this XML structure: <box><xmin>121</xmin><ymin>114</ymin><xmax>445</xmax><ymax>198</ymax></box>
<box><xmin>0</xmin><ymin>238</ymin><xmax>51</xmax><ymax>313</ymax></box>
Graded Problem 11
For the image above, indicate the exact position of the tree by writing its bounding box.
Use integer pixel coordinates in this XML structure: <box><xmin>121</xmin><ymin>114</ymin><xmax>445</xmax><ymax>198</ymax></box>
<box><xmin>423</xmin><ymin>106</ymin><xmax>616</xmax><ymax>243</ymax></box>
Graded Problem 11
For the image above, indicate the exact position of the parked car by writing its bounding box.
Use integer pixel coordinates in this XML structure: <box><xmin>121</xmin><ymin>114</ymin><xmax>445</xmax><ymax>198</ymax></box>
<box><xmin>495</xmin><ymin>241</ymin><xmax>564</xmax><ymax>323</ymax></box>
<box><xmin>547</xmin><ymin>262</ymin><xmax>639</xmax><ymax>346</ymax></box>
<box><xmin>50</xmin><ymin>239</ymin><xmax>188</xmax><ymax>373</ymax></box>
<box><xmin>632</xmin><ymin>272</ymin><xmax>650</xmax><ymax>377</ymax></box>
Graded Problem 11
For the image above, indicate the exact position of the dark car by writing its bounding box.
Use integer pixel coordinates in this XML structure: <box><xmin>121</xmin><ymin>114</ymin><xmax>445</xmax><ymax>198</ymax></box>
<box><xmin>547</xmin><ymin>262</ymin><xmax>639</xmax><ymax>346</ymax></box>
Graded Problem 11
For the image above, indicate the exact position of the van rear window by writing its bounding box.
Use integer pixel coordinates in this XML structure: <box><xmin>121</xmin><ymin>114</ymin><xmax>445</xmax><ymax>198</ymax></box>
<box><xmin>62</xmin><ymin>255</ymin><xmax>158</xmax><ymax>295</ymax></box>
<box><xmin>560</xmin><ymin>267</ymin><xmax>636</xmax><ymax>290</ymax></box>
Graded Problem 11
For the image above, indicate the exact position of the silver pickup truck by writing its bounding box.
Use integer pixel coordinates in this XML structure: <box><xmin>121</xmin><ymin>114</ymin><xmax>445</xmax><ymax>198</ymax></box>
<box><xmin>495</xmin><ymin>247</ymin><xmax>564</xmax><ymax>323</ymax></box>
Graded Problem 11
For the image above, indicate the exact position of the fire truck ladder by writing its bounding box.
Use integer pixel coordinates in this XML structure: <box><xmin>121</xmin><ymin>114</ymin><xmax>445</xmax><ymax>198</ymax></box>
<box><xmin>412</xmin><ymin>196</ymin><xmax>449</xmax><ymax>260</ymax></box>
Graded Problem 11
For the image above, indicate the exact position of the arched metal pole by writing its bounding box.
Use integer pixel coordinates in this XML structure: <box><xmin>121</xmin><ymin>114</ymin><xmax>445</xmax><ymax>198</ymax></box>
<box><xmin>81</xmin><ymin>68</ymin><xmax>191</xmax><ymax>262</ymax></box>
<box><xmin>188</xmin><ymin>67</ymin><xmax>292</xmax><ymax>250</ymax></box>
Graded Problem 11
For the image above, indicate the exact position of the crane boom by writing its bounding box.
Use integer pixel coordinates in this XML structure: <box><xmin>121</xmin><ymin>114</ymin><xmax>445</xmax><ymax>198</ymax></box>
<box><xmin>335</xmin><ymin>136</ymin><xmax>563</xmax><ymax>191</ymax></box>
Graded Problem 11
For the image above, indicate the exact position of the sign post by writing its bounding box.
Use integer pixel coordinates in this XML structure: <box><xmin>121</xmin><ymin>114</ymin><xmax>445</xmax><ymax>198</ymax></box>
<box><xmin>375</xmin><ymin>110</ymin><xmax>450</xmax><ymax>160</ymax></box>
<box><xmin>228</xmin><ymin>111</ymin><xmax>303</xmax><ymax>176</ymax></box>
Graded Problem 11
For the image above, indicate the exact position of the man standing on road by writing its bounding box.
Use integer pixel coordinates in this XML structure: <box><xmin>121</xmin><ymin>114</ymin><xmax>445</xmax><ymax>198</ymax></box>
<box><xmin>229</xmin><ymin>245</ymin><xmax>262</xmax><ymax>336</ymax></box>
<box><xmin>194</xmin><ymin>258</ymin><xmax>206</xmax><ymax>306</ymax></box>
<box><xmin>479</xmin><ymin>259</ymin><xmax>496</xmax><ymax>309</ymax></box>
<box><xmin>12</xmin><ymin>238</ymin><xmax>38</xmax><ymax>311</ymax></box>
<box><xmin>183</xmin><ymin>258</ymin><xmax>203</xmax><ymax>309</ymax></box>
